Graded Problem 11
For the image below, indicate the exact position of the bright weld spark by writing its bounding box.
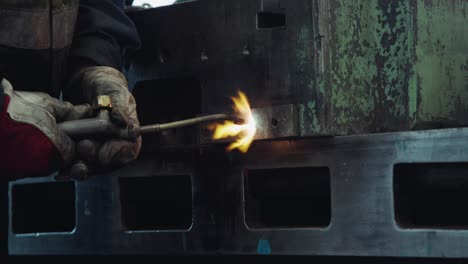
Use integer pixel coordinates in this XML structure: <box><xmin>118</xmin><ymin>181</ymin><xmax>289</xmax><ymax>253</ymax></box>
<box><xmin>211</xmin><ymin>91</ymin><xmax>257</xmax><ymax>153</ymax></box>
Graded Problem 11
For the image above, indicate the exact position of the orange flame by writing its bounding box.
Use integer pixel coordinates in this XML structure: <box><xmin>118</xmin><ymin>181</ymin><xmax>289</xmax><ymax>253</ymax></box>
<box><xmin>211</xmin><ymin>91</ymin><xmax>256</xmax><ymax>153</ymax></box>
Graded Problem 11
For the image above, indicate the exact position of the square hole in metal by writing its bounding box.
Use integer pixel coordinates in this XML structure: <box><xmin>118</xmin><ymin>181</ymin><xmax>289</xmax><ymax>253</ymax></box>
<box><xmin>12</xmin><ymin>182</ymin><xmax>75</xmax><ymax>234</ymax></box>
<box><xmin>257</xmin><ymin>12</ymin><xmax>286</xmax><ymax>29</ymax></box>
<box><xmin>394</xmin><ymin>163</ymin><xmax>468</xmax><ymax>229</ymax></box>
<box><xmin>119</xmin><ymin>175</ymin><xmax>192</xmax><ymax>231</ymax></box>
<box><xmin>244</xmin><ymin>167</ymin><xmax>331</xmax><ymax>229</ymax></box>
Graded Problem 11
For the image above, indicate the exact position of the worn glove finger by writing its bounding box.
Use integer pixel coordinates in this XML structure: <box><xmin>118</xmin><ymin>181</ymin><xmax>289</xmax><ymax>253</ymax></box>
<box><xmin>109</xmin><ymin>88</ymin><xmax>138</xmax><ymax>127</ymax></box>
<box><xmin>14</xmin><ymin>91</ymin><xmax>92</xmax><ymax>123</ymax></box>
<box><xmin>50</xmin><ymin>99</ymin><xmax>93</xmax><ymax>123</ymax></box>
<box><xmin>69</xmin><ymin>160</ymin><xmax>89</xmax><ymax>181</ymax></box>
<box><xmin>98</xmin><ymin>137</ymin><xmax>142</xmax><ymax>169</ymax></box>
<box><xmin>76</xmin><ymin>139</ymin><xmax>102</xmax><ymax>165</ymax></box>
<box><xmin>59</xmin><ymin>139</ymin><xmax>100</xmax><ymax>181</ymax></box>
<box><xmin>53</xmin><ymin>127</ymin><xmax>78</xmax><ymax>168</ymax></box>
<box><xmin>67</xmin><ymin>139</ymin><xmax>104</xmax><ymax>180</ymax></box>
<box><xmin>110</xmin><ymin>107</ymin><xmax>129</xmax><ymax>126</ymax></box>
<box><xmin>98</xmin><ymin>115</ymin><xmax>142</xmax><ymax>168</ymax></box>
<box><xmin>57</xmin><ymin>160</ymin><xmax>90</xmax><ymax>181</ymax></box>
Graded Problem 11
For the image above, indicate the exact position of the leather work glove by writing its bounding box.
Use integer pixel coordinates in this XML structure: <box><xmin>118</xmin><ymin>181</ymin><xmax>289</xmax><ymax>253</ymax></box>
<box><xmin>67</xmin><ymin>66</ymin><xmax>142</xmax><ymax>173</ymax></box>
<box><xmin>0</xmin><ymin>78</ymin><xmax>92</xmax><ymax>181</ymax></box>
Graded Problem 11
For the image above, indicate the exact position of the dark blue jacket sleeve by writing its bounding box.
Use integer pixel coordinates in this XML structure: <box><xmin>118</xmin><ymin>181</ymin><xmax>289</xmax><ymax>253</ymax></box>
<box><xmin>69</xmin><ymin>0</ymin><xmax>141</xmax><ymax>71</ymax></box>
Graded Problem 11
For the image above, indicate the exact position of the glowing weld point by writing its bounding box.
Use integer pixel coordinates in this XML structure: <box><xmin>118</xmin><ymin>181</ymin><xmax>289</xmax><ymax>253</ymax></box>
<box><xmin>211</xmin><ymin>91</ymin><xmax>257</xmax><ymax>153</ymax></box>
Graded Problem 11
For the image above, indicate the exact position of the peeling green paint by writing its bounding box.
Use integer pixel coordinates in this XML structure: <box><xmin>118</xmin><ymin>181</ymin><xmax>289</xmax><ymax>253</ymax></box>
<box><xmin>317</xmin><ymin>77</ymin><xmax>325</xmax><ymax>95</ymax></box>
<box><xmin>415</xmin><ymin>0</ymin><xmax>468</xmax><ymax>121</ymax></box>
<box><xmin>297</xmin><ymin>26</ymin><xmax>313</xmax><ymax>72</ymax></box>
<box><xmin>378</xmin><ymin>0</ymin><xmax>414</xmax><ymax>118</ymax></box>
<box><xmin>328</xmin><ymin>0</ymin><xmax>414</xmax><ymax>134</ymax></box>
<box><xmin>297</xmin><ymin>0</ymin><xmax>467</xmax><ymax>136</ymax></box>
<box><xmin>297</xmin><ymin>101</ymin><xmax>322</xmax><ymax>135</ymax></box>
<box><xmin>297</xmin><ymin>104</ymin><xmax>306</xmax><ymax>136</ymax></box>
<box><xmin>329</xmin><ymin>0</ymin><xmax>379</xmax><ymax>132</ymax></box>
<box><xmin>307</xmin><ymin>101</ymin><xmax>321</xmax><ymax>132</ymax></box>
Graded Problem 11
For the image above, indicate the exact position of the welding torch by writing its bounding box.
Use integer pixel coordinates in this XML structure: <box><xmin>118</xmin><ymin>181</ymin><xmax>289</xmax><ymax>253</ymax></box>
<box><xmin>56</xmin><ymin>95</ymin><xmax>236</xmax><ymax>180</ymax></box>
<box><xmin>58</xmin><ymin>95</ymin><xmax>235</xmax><ymax>141</ymax></box>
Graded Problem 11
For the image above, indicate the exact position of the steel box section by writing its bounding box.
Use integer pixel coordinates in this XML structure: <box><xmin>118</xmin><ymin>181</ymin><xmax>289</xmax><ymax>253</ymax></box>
<box><xmin>8</xmin><ymin>127</ymin><xmax>468</xmax><ymax>257</ymax></box>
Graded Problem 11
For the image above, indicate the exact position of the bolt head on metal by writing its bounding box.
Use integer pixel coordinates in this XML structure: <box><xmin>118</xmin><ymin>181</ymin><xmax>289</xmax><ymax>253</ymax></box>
<box><xmin>242</xmin><ymin>45</ymin><xmax>250</xmax><ymax>56</ymax></box>
<box><xmin>97</xmin><ymin>95</ymin><xmax>112</xmax><ymax>108</ymax></box>
<box><xmin>201</xmin><ymin>51</ymin><xmax>208</xmax><ymax>62</ymax></box>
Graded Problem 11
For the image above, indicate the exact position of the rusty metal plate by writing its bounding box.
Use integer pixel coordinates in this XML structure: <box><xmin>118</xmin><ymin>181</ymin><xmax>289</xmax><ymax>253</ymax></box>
<box><xmin>199</xmin><ymin>104</ymin><xmax>298</xmax><ymax>145</ymax></box>
<box><xmin>251</xmin><ymin>104</ymin><xmax>298</xmax><ymax>140</ymax></box>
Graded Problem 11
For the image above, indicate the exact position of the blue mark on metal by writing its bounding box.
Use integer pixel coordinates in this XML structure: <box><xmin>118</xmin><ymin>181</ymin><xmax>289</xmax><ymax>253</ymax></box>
<box><xmin>257</xmin><ymin>239</ymin><xmax>272</xmax><ymax>255</ymax></box>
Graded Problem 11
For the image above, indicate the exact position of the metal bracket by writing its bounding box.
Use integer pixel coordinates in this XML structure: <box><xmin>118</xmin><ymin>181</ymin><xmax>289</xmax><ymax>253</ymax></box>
<box><xmin>252</xmin><ymin>104</ymin><xmax>298</xmax><ymax>140</ymax></box>
<box><xmin>199</xmin><ymin>104</ymin><xmax>298</xmax><ymax>144</ymax></box>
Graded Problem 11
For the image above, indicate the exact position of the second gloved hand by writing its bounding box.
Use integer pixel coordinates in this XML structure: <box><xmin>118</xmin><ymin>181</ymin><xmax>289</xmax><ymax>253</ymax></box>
<box><xmin>68</xmin><ymin>66</ymin><xmax>142</xmax><ymax>170</ymax></box>
<box><xmin>0</xmin><ymin>78</ymin><xmax>92</xmax><ymax>180</ymax></box>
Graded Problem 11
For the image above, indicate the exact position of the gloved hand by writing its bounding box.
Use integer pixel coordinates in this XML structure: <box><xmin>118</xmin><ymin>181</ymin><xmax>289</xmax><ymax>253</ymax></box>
<box><xmin>67</xmin><ymin>66</ymin><xmax>142</xmax><ymax>171</ymax></box>
<box><xmin>0</xmin><ymin>78</ymin><xmax>92</xmax><ymax>181</ymax></box>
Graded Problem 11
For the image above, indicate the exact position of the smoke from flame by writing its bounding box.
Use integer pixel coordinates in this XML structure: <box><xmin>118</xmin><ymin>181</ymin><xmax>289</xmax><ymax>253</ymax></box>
<box><xmin>211</xmin><ymin>91</ymin><xmax>256</xmax><ymax>153</ymax></box>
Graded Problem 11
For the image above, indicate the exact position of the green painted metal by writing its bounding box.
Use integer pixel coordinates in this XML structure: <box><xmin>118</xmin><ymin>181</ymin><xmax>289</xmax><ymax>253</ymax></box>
<box><xmin>415</xmin><ymin>0</ymin><xmax>468</xmax><ymax>123</ymax></box>
<box><xmin>127</xmin><ymin>0</ymin><xmax>466</xmax><ymax>138</ymax></box>
<box><xmin>298</xmin><ymin>0</ymin><xmax>468</xmax><ymax>136</ymax></box>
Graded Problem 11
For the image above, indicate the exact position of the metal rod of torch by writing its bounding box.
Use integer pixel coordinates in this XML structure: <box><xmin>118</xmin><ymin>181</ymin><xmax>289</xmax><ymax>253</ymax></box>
<box><xmin>139</xmin><ymin>114</ymin><xmax>229</xmax><ymax>134</ymax></box>
<box><xmin>58</xmin><ymin>113</ymin><xmax>233</xmax><ymax>140</ymax></box>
